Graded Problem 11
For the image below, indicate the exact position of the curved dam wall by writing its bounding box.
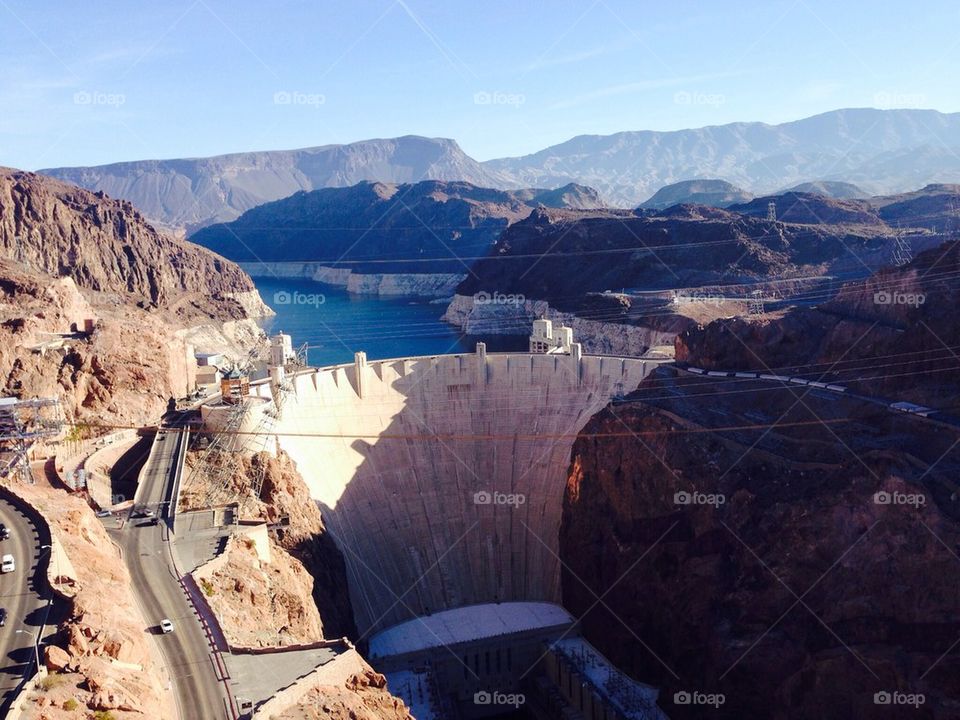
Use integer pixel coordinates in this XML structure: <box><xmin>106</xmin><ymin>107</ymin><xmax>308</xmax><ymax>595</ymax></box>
<box><xmin>251</xmin><ymin>350</ymin><xmax>665</xmax><ymax>637</ymax></box>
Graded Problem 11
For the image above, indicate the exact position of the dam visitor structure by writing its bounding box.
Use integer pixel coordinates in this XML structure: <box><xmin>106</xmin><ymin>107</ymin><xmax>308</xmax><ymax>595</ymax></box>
<box><xmin>204</xmin><ymin>329</ymin><xmax>669</xmax><ymax>718</ymax></box>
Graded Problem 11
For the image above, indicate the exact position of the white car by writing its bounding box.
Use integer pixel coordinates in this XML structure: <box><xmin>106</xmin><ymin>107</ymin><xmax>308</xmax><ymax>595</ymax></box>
<box><xmin>160</xmin><ymin>618</ymin><xmax>174</xmax><ymax>634</ymax></box>
<box><xmin>1</xmin><ymin>554</ymin><xmax>15</xmax><ymax>573</ymax></box>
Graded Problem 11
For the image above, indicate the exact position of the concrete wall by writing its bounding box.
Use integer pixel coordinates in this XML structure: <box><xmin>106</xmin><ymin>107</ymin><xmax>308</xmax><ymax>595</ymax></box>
<box><xmin>252</xmin><ymin>351</ymin><xmax>664</xmax><ymax>637</ymax></box>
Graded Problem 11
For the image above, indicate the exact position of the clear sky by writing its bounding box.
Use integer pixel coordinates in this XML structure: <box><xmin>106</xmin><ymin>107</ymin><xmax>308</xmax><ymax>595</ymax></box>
<box><xmin>2</xmin><ymin>0</ymin><xmax>959</xmax><ymax>170</ymax></box>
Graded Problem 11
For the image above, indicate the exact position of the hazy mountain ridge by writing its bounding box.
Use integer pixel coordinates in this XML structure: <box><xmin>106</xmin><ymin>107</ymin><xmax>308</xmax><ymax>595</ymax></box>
<box><xmin>640</xmin><ymin>179</ymin><xmax>753</xmax><ymax>209</ymax></box>
<box><xmin>42</xmin><ymin>136</ymin><xmax>515</xmax><ymax>234</ymax></box>
<box><xmin>486</xmin><ymin>108</ymin><xmax>960</xmax><ymax>205</ymax></box>
<box><xmin>784</xmin><ymin>180</ymin><xmax>867</xmax><ymax>199</ymax></box>
<box><xmin>39</xmin><ymin>109</ymin><xmax>960</xmax><ymax>233</ymax></box>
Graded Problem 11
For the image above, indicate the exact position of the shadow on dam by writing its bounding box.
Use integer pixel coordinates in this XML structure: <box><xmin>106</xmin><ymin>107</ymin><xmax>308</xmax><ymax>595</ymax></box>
<box><xmin>258</xmin><ymin>348</ymin><xmax>669</xmax><ymax>718</ymax></box>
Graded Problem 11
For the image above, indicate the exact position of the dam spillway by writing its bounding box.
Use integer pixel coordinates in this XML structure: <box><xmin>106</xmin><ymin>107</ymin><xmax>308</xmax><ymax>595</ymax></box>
<box><xmin>251</xmin><ymin>347</ymin><xmax>666</xmax><ymax>638</ymax></box>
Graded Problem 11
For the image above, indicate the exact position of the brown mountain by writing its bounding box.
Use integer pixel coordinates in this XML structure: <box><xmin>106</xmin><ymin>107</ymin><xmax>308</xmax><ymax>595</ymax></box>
<box><xmin>188</xmin><ymin>179</ymin><xmax>603</xmax><ymax>273</ymax></box>
<box><xmin>458</xmin><ymin>185</ymin><xmax>960</xmax><ymax>315</ymax></box>
<box><xmin>0</xmin><ymin>168</ymin><xmax>269</xmax><ymax>426</ymax></box>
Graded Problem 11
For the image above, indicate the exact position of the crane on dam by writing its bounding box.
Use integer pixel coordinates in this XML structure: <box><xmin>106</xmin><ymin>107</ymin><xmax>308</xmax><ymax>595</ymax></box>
<box><xmin>185</xmin><ymin>334</ymin><xmax>300</xmax><ymax>509</ymax></box>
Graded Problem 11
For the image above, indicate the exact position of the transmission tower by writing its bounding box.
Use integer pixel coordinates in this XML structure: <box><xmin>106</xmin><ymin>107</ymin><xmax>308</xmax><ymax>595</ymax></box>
<box><xmin>0</xmin><ymin>397</ymin><xmax>63</xmax><ymax>484</ymax></box>
<box><xmin>748</xmin><ymin>289</ymin><xmax>766</xmax><ymax>315</ymax></box>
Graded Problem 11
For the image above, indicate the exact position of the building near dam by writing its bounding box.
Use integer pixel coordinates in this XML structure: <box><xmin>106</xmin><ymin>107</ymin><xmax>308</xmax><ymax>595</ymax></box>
<box><xmin>202</xmin><ymin>329</ymin><xmax>670</xmax><ymax>718</ymax></box>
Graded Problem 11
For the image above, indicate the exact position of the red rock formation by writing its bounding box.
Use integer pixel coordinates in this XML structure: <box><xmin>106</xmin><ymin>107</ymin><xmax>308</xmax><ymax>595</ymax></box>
<box><xmin>181</xmin><ymin>450</ymin><xmax>356</xmax><ymax>639</ymax></box>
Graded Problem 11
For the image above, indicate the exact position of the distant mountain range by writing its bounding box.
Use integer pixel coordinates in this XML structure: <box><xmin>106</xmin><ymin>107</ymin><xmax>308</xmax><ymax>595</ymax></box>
<box><xmin>41</xmin><ymin>137</ymin><xmax>513</xmax><ymax>235</ymax></box>
<box><xmin>40</xmin><ymin>109</ymin><xmax>960</xmax><ymax>232</ymax></box>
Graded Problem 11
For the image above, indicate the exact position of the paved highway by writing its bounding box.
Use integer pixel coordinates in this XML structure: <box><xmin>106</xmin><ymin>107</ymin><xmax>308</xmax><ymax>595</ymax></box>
<box><xmin>0</xmin><ymin>496</ymin><xmax>48</xmax><ymax>713</ymax></box>
<box><xmin>113</xmin><ymin>428</ymin><xmax>229</xmax><ymax>720</ymax></box>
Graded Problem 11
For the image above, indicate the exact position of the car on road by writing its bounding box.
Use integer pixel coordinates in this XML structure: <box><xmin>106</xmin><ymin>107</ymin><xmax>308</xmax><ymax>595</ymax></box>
<box><xmin>0</xmin><ymin>608</ymin><xmax>6</xmax><ymax>626</ymax></box>
<box><xmin>1</xmin><ymin>554</ymin><xmax>15</xmax><ymax>573</ymax></box>
<box><xmin>0</xmin><ymin>523</ymin><xmax>8</xmax><ymax>540</ymax></box>
<box><xmin>160</xmin><ymin>618</ymin><xmax>174</xmax><ymax>634</ymax></box>
<box><xmin>95</xmin><ymin>509</ymin><xmax>112</xmax><ymax>518</ymax></box>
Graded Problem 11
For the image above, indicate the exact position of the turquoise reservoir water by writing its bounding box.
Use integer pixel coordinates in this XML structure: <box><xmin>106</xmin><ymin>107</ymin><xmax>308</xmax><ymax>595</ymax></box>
<box><xmin>254</xmin><ymin>277</ymin><xmax>527</xmax><ymax>367</ymax></box>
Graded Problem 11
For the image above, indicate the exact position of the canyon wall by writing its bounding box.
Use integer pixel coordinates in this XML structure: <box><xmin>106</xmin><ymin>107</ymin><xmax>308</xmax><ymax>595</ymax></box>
<box><xmin>0</xmin><ymin>168</ymin><xmax>271</xmax><ymax>427</ymax></box>
<box><xmin>557</xmin><ymin>241</ymin><xmax>960</xmax><ymax>719</ymax></box>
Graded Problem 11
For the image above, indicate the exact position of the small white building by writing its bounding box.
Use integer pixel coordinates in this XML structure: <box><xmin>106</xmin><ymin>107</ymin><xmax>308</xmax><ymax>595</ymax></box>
<box><xmin>269</xmin><ymin>333</ymin><xmax>296</xmax><ymax>367</ymax></box>
<box><xmin>529</xmin><ymin>319</ymin><xmax>574</xmax><ymax>354</ymax></box>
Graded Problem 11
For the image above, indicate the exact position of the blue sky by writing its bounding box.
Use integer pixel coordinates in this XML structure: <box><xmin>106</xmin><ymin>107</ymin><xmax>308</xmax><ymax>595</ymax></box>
<box><xmin>2</xmin><ymin>0</ymin><xmax>959</xmax><ymax>170</ymax></box>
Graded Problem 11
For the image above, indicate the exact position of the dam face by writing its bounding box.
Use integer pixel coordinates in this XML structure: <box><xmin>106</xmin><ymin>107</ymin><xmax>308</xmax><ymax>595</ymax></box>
<box><xmin>256</xmin><ymin>349</ymin><xmax>663</xmax><ymax>637</ymax></box>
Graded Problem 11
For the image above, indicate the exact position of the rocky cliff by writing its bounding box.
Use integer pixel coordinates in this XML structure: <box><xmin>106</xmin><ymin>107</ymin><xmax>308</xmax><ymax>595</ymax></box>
<box><xmin>194</xmin><ymin>533</ymin><xmax>326</xmax><ymax>648</ymax></box>
<box><xmin>272</xmin><ymin>669</ymin><xmax>414</xmax><ymax>720</ymax></box>
<box><xmin>675</xmin><ymin>239</ymin><xmax>960</xmax><ymax>405</ymax></box>
<box><xmin>559</xmin><ymin>239</ymin><xmax>960</xmax><ymax>719</ymax></box>
<box><xmin>0</xmin><ymin>168</ymin><xmax>268</xmax><ymax>318</ymax></box>
<box><xmin>0</xmin><ymin>168</ymin><xmax>270</xmax><ymax>427</ymax></box>
<box><xmin>181</xmin><ymin>450</ymin><xmax>356</xmax><ymax>640</ymax></box>
<box><xmin>455</xmin><ymin>199</ymin><xmax>933</xmax><ymax>311</ymax></box>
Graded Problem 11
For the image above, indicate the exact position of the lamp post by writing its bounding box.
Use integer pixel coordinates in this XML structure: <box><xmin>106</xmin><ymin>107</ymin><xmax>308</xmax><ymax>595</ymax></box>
<box><xmin>16</xmin><ymin>629</ymin><xmax>40</xmax><ymax>671</ymax></box>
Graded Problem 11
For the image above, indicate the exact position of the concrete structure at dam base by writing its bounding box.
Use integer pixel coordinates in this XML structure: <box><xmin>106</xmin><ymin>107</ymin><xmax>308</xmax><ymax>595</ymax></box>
<box><xmin>370</xmin><ymin>601</ymin><xmax>666</xmax><ymax>720</ymax></box>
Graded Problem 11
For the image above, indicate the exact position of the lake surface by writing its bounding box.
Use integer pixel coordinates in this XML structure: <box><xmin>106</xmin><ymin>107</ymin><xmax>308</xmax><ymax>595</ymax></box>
<box><xmin>254</xmin><ymin>277</ymin><xmax>527</xmax><ymax>367</ymax></box>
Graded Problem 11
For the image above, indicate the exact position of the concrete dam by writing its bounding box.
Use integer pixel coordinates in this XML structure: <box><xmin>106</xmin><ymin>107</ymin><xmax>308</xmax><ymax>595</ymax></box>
<box><xmin>251</xmin><ymin>344</ymin><xmax>666</xmax><ymax>638</ymax></box>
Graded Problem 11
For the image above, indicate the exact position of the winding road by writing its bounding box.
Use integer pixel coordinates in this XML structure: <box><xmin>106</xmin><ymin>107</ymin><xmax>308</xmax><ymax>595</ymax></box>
<box><xmin>113</xmin><ymin>428</ymin><xmax>229</xmax><ymax>720</ymax></box>
<box><xmin>0</xmin><ymin>496</ymin><xmax>50</xmax><ymax>714</ymax></box>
